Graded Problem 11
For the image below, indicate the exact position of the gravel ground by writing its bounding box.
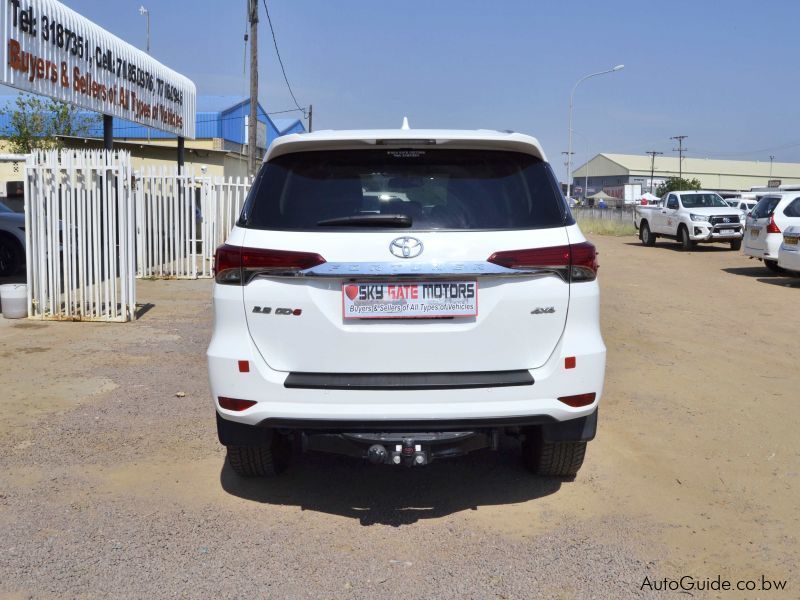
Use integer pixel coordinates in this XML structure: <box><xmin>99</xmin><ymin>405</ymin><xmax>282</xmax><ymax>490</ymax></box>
<box><xmin>1</xmin><ymin>236</ymin><xmax>797</xmax><ymax>598</ymax></box>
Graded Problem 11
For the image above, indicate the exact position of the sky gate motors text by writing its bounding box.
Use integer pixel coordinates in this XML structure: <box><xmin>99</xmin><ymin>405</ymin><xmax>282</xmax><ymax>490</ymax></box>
<box><xmin>355</xmin><ymin>282</ymin><xmax>476</xmax><ymax>301</ymax></box>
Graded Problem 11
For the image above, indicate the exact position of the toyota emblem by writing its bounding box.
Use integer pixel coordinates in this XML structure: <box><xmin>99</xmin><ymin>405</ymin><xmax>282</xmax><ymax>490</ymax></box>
<box><xmin>389</xmin><ymin>236</ymin><xmax>423</xmax><ymax>258</ymax></box>
<box><xmin>723</xmin><ymin>217</ymin><xmax>730</xmax><ymax>223</ymax></box>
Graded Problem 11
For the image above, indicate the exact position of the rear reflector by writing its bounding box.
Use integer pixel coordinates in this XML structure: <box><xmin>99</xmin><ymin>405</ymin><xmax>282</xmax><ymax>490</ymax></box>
<box><xmin>564</xmin><ymin>356</ymin><xmax>576</xmax><ymax>369</ymax></box>
<box><xmin>487</xmin><ymin>242</ymin><xmax>598</xmax><ymax>281</ymax></box>
<box><xmin>238</xmin><ymin>360</ymin><xmax>250</xmax><ymax>373</ymax></box>
<box><xmin>214</xmin><ymin>244</ymin><xmax>326</xmax><ymax>285</ymax></box>
<box><xmin>218</xmin><ymin>397</ymin><xmax>257</xmax><ymax>411</ymax></box>
<box><xmin>557</xmin><ymin>392</ymin><xmax>596</xmax><ymax>407</ymax></box>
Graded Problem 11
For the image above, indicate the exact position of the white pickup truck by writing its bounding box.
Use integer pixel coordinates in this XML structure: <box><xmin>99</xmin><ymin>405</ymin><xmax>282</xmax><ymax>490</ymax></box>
<box><xmin>634</xmin><ymin>190</ymin><xmax>743</xmax><ymax>250</ymax></box>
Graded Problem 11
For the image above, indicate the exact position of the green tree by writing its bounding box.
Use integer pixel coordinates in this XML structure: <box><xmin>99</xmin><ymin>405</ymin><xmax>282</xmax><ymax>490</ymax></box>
<box><xmin>656</xmin><ymin>177</ymin><xmax>702</xmax><ymax>197</ymax></box>
<box><xmin>0</xmin><ymin>94</ymin><xmax>99</xmax><ymax>153</ymax></box>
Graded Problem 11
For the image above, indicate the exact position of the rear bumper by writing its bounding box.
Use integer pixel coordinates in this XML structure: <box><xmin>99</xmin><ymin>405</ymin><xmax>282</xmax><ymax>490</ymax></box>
<box><xmin>216</xmin><ymin>408</ymin><xmax>599</xmax><ymax>445</ymax></box>
<box><xmin>744</xmin><ymin>233</ymin><xmax>781</xmax><ymax>260</ymax></box>
<box><xmin>207</xmin><ymin>279</ymin><xmax>605</xmax><ymax>426</ymax></box>
<box><xmin>778</xmin><ymin>242</ymin><xmax>800</xmax><ymax>272</ymax></box>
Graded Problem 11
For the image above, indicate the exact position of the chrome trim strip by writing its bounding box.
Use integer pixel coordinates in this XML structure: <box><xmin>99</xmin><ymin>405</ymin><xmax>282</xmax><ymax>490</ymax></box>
<box><xmin>303</xmin><ymin>261</ymin><xmax>568</xmax><ymax>280</ymax></box>
<box><xmin>246</xmin><ymin>261</ymin><xmax>569</xmax><ymax>282</ymax></box>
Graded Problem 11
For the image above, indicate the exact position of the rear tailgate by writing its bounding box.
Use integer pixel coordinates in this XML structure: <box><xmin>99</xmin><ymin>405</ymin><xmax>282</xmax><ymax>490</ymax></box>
<box><xmin>241</xmin><ymin>228</ymin><xmax>571</xmax><ymax>373</ymax></box>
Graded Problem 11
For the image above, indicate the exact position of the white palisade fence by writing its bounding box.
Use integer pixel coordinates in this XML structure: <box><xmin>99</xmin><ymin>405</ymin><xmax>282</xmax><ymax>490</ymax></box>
<box><xmin>135</xmin><ymin>168</ymin><xmax>200</xmax><ymax>279</ymax></box>
<box><xmin>199</xmin><ymin>176</ymin><xmax>250</xmax><ymax>277</ymax></box>
<box><xmin>23</xmin><ymin>149</ymin><xmax>251</xmax><ymax>322</ymax></box>
<box><xmin>24</xmin><ymin>150</ymin><xmax>136</xmax><ymax>321</ymax></box>
<box><xmin>135</xmin><ymin>171</ymin><xmax>251</xmax><ymax>279</ymax></box>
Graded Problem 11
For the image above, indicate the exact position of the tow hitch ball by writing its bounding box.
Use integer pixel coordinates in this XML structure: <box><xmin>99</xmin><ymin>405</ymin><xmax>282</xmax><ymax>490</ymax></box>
<box><xmin>367</xmin><ymin>439</ymin><xmax>428</xmax><ymax>466</ymax></box>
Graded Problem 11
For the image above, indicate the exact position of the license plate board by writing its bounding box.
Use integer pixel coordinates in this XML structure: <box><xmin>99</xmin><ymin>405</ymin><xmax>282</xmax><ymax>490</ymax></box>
<box><xmin>751</xmin><ymin>228</ymin><xmax>761</xmax><ymax>237</ymax></box>
<box><xmin>720</xmin><ymin>229</ymin><xmax>734</xmax><ymax>234</ymax></box>
<box><xmin>786</xmin><ymin>237</ymin><xmax>799</xmax><ymax>245</ymax></box>
<box><xmin>342</xmin><ymin>281</ymin><xmax>478</xmax><ymax>319</ymax></box>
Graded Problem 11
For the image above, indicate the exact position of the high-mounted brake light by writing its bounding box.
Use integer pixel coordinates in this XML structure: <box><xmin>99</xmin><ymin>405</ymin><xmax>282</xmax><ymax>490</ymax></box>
<box><xmin>487</xmin><ymin>242</ymin><xmax>598</xmax><ymax>282</ymax></box>
<box><xmin>767</xmin><ymin>214</ymin><xmax>781</xmax><ymax>234</ymax></box>
<box><xmin>214</xmin><ymin>244</ymin><xmax>326</xmax><ymax>285</ymax></box>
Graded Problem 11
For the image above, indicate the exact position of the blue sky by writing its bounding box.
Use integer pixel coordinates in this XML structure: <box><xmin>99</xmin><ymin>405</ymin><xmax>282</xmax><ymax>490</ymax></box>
<box><xmin>6</xmin><ymin>0</ymin><xmax>800</xmax><ymax>179</ymax></box>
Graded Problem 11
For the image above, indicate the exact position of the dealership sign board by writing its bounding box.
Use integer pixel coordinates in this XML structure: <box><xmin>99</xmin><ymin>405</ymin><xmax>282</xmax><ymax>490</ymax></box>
<box><xmin>1</xmin><ymin>0</ymin><xmax>196</xmax><ymax>138</ymax></box>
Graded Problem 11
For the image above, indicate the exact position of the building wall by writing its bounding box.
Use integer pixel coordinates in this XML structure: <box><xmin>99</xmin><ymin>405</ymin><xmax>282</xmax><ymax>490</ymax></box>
<box><xmin>573</xmin><ymin>153</ymin><xmax>800</xmax><ymax>193</ymax></box>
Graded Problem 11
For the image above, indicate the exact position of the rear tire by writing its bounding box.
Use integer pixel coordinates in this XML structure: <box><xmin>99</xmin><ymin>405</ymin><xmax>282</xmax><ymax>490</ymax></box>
<box><xmin>730</xmin><ymin>239</ymin><xmax>742</xmax><ymax>251</ymax></box>
<box><xmin>522</xmin><ymin>435</ymin><xmax>587</xmax><ymax>477</ymax></box>
<box><xmin>0</xmin><ymin>235</ymin><xmax>22</xmax><ymax>276</ymax></box>
<box><xmin>679</xmin><ymin>225</ymin><xmax>695</xmax><ymax>251</ymax></box>
<box><xmin>227</xmin><ymin>433</ymin><xmax>291</xmax><ymax>478</ymax></box>
<box><xmin>640</xmin><ymin>221</ymin><xmax>656</xmax><ymax>246</ymax></box>
<box><xmin>764</xmin><ymin>259</ymin><xmax>785</xmax><ymax>274</ymax></box>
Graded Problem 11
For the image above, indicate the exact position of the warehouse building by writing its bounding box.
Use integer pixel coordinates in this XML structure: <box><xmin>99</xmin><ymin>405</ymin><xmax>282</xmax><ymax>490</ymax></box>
<box><xmin>571</xmin><ymin>153</ymin><xmax>800</xmax><ymax>198</ymax></box>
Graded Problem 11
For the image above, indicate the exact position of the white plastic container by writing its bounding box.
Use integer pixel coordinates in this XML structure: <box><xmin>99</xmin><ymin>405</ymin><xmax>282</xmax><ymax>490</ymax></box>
<box><xmin>0</xmin><ymin>283</ymin><xmax>27</xmax><ymax>319</ymax></box>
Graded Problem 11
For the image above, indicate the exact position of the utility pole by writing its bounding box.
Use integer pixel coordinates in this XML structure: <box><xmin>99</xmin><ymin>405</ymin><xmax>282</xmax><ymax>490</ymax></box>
<box><xmin>670</xmin><ymin>135</ymin><xmax>687</xmax><ymax>180</ymax></box>
<box><xmin>308</xmin><ymin>104</ymin><xmax>313</xmax><ymax>133</ymax></box>
<box><xmin>646</xmin><ymin>151</ymin><xmax>663</xmax><ymax>193</ymax></box>
<box><xmin>561</xmin><ymin>151</ymin><xmax>574</xmax><ymax>196</ymax></box>
<box><xmin>247</xmin><ymin>0</ymin><xmax>259</xmax><ymax>177</ymax></box>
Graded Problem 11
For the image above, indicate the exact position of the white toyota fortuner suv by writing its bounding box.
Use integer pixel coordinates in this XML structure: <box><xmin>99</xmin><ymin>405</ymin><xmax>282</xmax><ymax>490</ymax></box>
<box><xmin>207</xmin><ymin>128</ymin><xmax>606</xmax><ymax>478</ymax></box>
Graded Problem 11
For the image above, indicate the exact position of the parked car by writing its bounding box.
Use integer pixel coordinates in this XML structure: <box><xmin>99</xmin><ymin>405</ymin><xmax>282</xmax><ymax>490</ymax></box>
<box><xmin>744</xmin><ymin>192</ymin><xmax>800</xmax><ymax>272</ymax></box>
<box><xmin>208</xmin><ymin>128</ymin><xmax>605</xmax><ymax>479</ymax></box>
<box><xmin>777</xmin><ymin>226</ymin><xmax>800</xmax><ymax>275</ymax></box>
<box><xmin>634</xmin><ymin>190</ymin><xmax>744</xmax><ymax>250</ymax></box>
<box><xmin>0</xmin><ymin>201</ymin><xmax>25</xmax><ymax>276</ymax></box>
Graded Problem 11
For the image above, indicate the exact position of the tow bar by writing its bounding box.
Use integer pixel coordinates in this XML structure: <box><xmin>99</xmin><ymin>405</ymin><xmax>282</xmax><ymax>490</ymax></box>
<box><xmin>303</xmin><ymin>431</ymin><xmax>496</xmax><ymax>466</ymax></box>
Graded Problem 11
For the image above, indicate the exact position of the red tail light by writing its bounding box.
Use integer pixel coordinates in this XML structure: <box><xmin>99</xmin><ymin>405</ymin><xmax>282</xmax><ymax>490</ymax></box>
<box><xmin>214</xmin><ymin>244</ymin><xmax>326</xmax><ymax>285</ymax></box>
<box><xmin>487</xmin><ymin>242</ymin><xmax>598</xmax><ymax>282</ymax></box>
<box><xmin>767</xmin><ymin>215</ymin><xmax>781</xmax><ymax>234</ymax></box>
<box><xmin>218</xmin><ymin>397</ymin><xmax>257</xmax><ymax>411</ymax></box>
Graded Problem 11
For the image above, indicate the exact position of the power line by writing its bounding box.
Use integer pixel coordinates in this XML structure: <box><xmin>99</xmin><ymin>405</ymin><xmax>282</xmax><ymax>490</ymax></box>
<box><xmin>267</xmin><ymin>107</ymin><xmax>306</xmax><ymax>115</ymax></box>
<box><xmin>262</xmin><ymin>0</ymin><xmax>304</xmax><ymax>115</ymax></box>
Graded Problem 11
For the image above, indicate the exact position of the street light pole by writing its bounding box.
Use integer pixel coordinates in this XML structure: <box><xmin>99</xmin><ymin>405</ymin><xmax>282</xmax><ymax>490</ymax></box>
<box><xmin>139</xmin><ymin>6</ymin><xmax>150</xmax><ymax>53</ymax></box>
<box><xmin>566</xmin><ymin>64</ymin><xmax>624</xmax><ymax>200</ymax></box>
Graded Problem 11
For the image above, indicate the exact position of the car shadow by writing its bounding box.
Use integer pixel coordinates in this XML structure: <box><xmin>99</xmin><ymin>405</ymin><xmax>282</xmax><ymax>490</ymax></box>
<box><xmin>220</xmin><ymin>441</ymin><xmax>563</xmax><ymax>526</ymax></box>
<box><xmin>757</xmin><ymin>277</ymin><xmax>800</xmax><ymax>288</ymax></box>
<box><xmin>722</xmin><ymin>266</ymin><xmax>778</xmax><ymax>278</ymax></box>
<box><xmin>623</xmin><ymin>241</ymin><xmax>733</xmax><ymax>253</ymax></box>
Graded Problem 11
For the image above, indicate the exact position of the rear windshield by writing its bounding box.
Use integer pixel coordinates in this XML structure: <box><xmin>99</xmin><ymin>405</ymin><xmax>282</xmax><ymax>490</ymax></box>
<box><xmin>679</xmin><ymin>193</ymin><xmax>728</xmax><ymax>208</ymax></box>
<box><xmin>752</xmin><ymin>196</ymin><xmax>781</xmax><ymax>219</ymax></box>
<box><xmin>239</xmin><ymin>149</ymin><xmax>569</xmax><ymax>231</ymax></box>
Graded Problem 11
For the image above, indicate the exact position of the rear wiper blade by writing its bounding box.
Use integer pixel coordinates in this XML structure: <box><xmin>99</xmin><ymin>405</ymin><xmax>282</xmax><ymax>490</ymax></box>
<box><xmin>317</xmin><ymin>214</ymin><xmax>412</xmax><ymax>227</ymax></box>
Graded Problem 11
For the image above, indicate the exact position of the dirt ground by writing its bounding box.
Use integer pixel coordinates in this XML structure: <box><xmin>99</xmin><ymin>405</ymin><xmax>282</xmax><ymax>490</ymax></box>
<box><xmin>1</xmin><ymin>235</ymin><xmax>798</xmax><ymax>598</ymax></box>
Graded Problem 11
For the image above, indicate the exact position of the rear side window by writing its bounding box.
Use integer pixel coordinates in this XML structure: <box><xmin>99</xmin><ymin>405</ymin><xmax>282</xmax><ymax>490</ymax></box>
<box><xmin>239</xmin><ymin>149</ymin><xmax>569</xmax><ymax>231</ymax></box>
<box><xmin>751</xmin><ymin>196</ymin><xmax>781</xmax><ymax>219</ymax></box>
<box><xmin>783</xmin><ymin>197</ymin><xmax>800</xmax><ymax>217</ymax></box>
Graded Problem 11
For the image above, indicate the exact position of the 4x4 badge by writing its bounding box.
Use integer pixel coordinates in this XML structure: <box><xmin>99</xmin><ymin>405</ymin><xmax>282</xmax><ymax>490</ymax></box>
<box><xmin>531</xmin><ymin>307</ymin><xmax>556</xmax><ymax>314</ymax></box>
<box><xmin>389</xmin><ymin>237</ymin><xmax>423</xmax><ymax>258</ymax></box>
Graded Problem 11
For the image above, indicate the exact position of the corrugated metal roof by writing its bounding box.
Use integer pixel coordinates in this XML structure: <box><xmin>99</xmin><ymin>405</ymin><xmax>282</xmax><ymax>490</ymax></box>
<box><xmin>271</xmin><ymin>117</ymin><xmax>304</xmax><ymax>134</ymax></box>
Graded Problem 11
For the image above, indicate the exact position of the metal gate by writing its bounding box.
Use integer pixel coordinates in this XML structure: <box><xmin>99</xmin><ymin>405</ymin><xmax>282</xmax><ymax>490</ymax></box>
<box><xmin>199</xmin><ymin>176</ymin><xmax>250</xmax><ymax>278</ymax></box>
<box><xmin>24</xmin><ymin>149</ymin><xmax>136</xmax><ymax>321</ymax></box>
<box><xmin>135</xmin><ymin>171</ymin><xmax>250</xmax><ymax>279</ymax></box>
<box><xmin>135</xmin><ymin>168</ymin><xmax>200</xmax><ymax>279</ymax></box>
